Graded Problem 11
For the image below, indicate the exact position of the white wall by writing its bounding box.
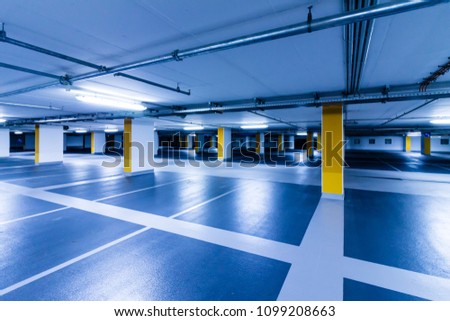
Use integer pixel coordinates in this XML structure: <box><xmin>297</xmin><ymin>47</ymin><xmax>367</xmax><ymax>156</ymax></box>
<box><xmin>0</xmin><ymin>129</ymin><xmax>10</xmax><ymax>157</ymax></box>
<box><xmin>346</xmin><ymin>136</ymin><xmax>404</xmax><ymax>151</ymax></box>
<box><xmin>127</xmin><ymin>119</ymin><xmax>154</xmax><ymax>175</ymax></box>
<box><xmin>431</xmin><ymin>136</ymin><xmax>450</xmax><ymax>152</ymax></box>
<box><xmin>66</xmin><ymin>135</ymin><xmax>84</xmax><ymax>147</ymax></box>
<box><xmin>411</xmin><ymin>136</ymin><xmax>421</xmax><ymax>152</ymax></box>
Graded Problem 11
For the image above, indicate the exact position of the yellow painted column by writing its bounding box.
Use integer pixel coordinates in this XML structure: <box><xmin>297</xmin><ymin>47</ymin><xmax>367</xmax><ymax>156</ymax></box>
<box><xmin>404</xmin><ymin>136</ymin><xmax>411</xmax><ymax>152</ymax></box>
<box><xmin>256</xmin><ymin>133</ymin><xmax>260</xmax><ymax>153</ymax></box>
<box><xmin>322</xmin><ymin>103</ymin><xmax>345</xmax><ymax>199</ymax></box>
<box><xmin>421</xmin><ymin>133</ymin><xmax>431</xmax><ymax>155</ymax></box>
<box><xmin>277</xmin><ymin>133</ymin><xmax>284</xmax><ymax>151</ymax></box>
<box><xmin>35</xmin><ymin>124</ymin><xmax>40</xmax><ymax>164</ymax></box>
<box><xmin>195</xmin><ymin>135</ymin><xmax>199</xmax><ymax>153</ymax></box>
<box><xmin>317</xmin><ymin>132</ymin><xmax>322</xmax><ymax>151</ymax></box>
<box><xmin>123</xmin><ymin>119</ymin><xmax>132</xmax><ymax>173</ymax></box>
<box><xmin>306</xmin><ymin>131</ymin><xmax>313</xmax><ymax>159</ymax></box>
<box><xmin>90</xmin><ymin>133</ymin><xmax>95</xmax><ymax>154</ymax></box>
<box><xmin>218</xmin><ymin>127</ymin><xmax>231</xmax><ymax>160</ymax></box>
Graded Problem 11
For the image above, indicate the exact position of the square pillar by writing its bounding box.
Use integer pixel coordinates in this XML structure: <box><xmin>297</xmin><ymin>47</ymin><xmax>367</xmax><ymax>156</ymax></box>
<box><xmin>123</xmin><ymin>118</ymin><xmax>154</xmax><ymax>176</ymax></box>
<box><xmin>195</xmin><ymin>134</ymin><xmax>204</xmax><ymax>153</ymax></box>
<box><xmin>317</xmin><ymin>132</ymin><xmax>322</xmax><ymax>151</ymax></box>
<box><xmin>306</xmin><ymin>131</ymin><xmax>314</xmax><ymax>159</ymax></box>
<box><xmin>35</xmin><ymin>125</ymin><xmax>63</xmax><ymax>164</ymax></box>
<box><xmin>256</xmin><ymin>132</ymin><xmax>265</xmax><ymax>155</ymax></box>
<box><xmin>211</xmin><ymin>135</ymin><xmax>217</xmax><ymax>148</ymax></box>
<box><xmin>245</xmin><ymin>136</ymin><xmax>251</xmax><ymax>149</ymax></box>
<box><xmin>278</xmin><ymin>133</ymin><xmax>284</xmax><ymax>151</ymax></box>
<box><xmin>404</xmin><ymin>135</ymin><xmax>411</xmax><ymax>152</ymax></box>
<box><xmin>287</xmin><ymin>135</ymin><xmax>295</xmax><ymax>150</ymax></box>
<box><xmin>218</xmin><ymin>127</ymin><xmax>231</xmax><ymax>160</ymax></box>
<box><xmin>154</xmin><ymin>130</ymin><xmax>159</xmax><ymax>156</ymax></box>
<box><xmin>187</xmin><ymin>134</ymin><xmax>194</xmax><ymax>149</ymax></box>
<box><xmin>322</xmin><ymin>103</ymin><xmax>344</xmax><ymax>200</ymax></box>
<box><xmin>91</xmin><ymin>132</ymin><xmax>106</xmax><ymax>154</ymax></box>
<box><xmin>421</xmin><ymin>132</ymin><xmax>431</xmax><ymax>155</ymax></box>
<box><xmin>0</xmin><ymin>129</ymin><xmax>10</xmax><ymax>157</ymax></box>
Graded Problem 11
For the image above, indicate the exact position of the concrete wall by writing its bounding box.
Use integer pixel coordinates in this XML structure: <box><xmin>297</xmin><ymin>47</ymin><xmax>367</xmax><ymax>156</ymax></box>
<box><xmin>0</xmin><ymin>129</ymin><xmax>10</xmax><ymax>157</ymax></box>
<box><xmin>431</xmin><ymin>136</ymin><xmax>450</xmax><ymax>152</ymax></box>
<box><xmin>24</xmin><ymin>134</ymin><xmax>35</xmax><ymax>150</ymax></box>
<box><xmin>346</xmin><ymin>136</ymin><xmax>404</xmax><ymax>151</ymax></box>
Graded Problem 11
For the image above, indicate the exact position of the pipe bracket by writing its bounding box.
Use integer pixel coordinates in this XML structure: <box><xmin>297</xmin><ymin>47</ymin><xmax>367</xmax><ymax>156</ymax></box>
<box><xmin>172</xmin><ymin>50</ymin><xmax>183</xmax><ymax>61</ymax></box>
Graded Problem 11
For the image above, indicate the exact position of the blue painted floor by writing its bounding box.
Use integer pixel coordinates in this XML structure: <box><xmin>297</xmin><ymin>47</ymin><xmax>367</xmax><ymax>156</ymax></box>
<box><xmin>344</xmin><ymin>189</ymin><xmax>450</xmax><ymax>279</ymax></box>
<box><xmin>1</xmin><ymin>152</ymin><xmax>450</xmax><ymax>300</ymax></box>
<box><xmin>344</xmin><ymin>279</ymin><xmax>426</xmax><ymax>301</ymax></box>
<box><xmin>1</xmin><ymin>229</ymin><xmax>290</xmax><ymax>301</ymax></box>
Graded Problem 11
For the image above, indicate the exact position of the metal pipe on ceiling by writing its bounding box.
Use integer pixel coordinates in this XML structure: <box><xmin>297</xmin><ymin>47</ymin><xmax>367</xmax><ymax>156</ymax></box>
<box><xmin>114</xmin><ymin>72</ymin><xmax>191</xmax><ymax>96</ymax></box>
<box><xmin>0</xmin><ymin>27</ymin><xmax>105</xmax><ymax>71</ymax></box>
<box><xmin>0</xmin><ymin>0</ymin><xmax>447</xmax><ymax>99</ymax></box>
<box><xmin>377</xmin><ymin>99</ymin><xmax>438</xmax><ymax>127</ymax></box>
<box><xmin>247</xmin><ymin>110</ymin><xmax>299</xmax><ymax>129</ymax></box>
<box><xmin>0</xmin><ymin>62</ymin><xmax>61</xmax><ymax>80</ymax></box>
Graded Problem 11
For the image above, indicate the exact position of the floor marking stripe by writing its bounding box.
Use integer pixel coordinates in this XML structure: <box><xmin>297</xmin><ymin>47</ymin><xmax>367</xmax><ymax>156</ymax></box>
<box><xmin>94</xmin><ymin>178</ymin><xmax>192</xmax><ymax>202</ymax></box>
<box><xmin>0</xmin><ymin>227</ymin><xmax>151</xmax><ymax>296</ymax></box>
<box><xmin>169</xmin><ymin>186</ymin><xmax>244</xmax><ymax>219</ymax></box>
<box><xmin>277</xmin><ymin>198</ymin><xmax>344</xmax><ymax>301</ymax></box>
<box><xmin>0</xmin><ymin>182</ymin><xmax>297</xmax><ymax>265</ymax></box>
<box><xmin>0</xmin><ymin>207</ymin><xmax>69</xmax><ymax>225</ymax></box>
<box><xmin>342</xmin><ymin>257</ymin><xmax>450</xmax><ymax>301</ymax></box>
<box><xmin>39</xmin><ymin>175</ymin><xmax>124</xmax><ymax>191</ymax></box>
<box><xmin>0</xmin><ymin>164</ymin><xmax>36</xmax><ymax>170</ymax></box>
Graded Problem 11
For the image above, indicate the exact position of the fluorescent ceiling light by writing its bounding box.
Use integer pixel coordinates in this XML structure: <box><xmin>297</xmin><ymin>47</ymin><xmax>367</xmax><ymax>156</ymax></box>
<box><xmin>313</xmin><ymin>133</ymin><xmax>318</xmax><ymax>138</ymax></box>
<box><xmin>104</xmin><ymin>128</ymin><xmax>119</xmax><ymax>133</ymax></box>
<box><xmin>430</xmin><ymin>119</ymin><xmax>450</xmax><ymax>125</ymax></box>
<box><xmin>183</xmin><ymin>126</ymin><xmax>204</xmax><ymax>130</ymax></box>
<box><xmin>240</xmin><ymin>124</ymin><xmax>268</xmax><ymax>129</ymax></box>
<box><xmin>14</xmin><ymin>131</ymin><xmax>23</xmax><ymax>135</ymax></box>
<box><xmin>75</xmin><ymin>95</ymin><xmax>146</xmax><ymax>111</ymax></box>
<box><xmin>75</xmin><ymin>129</ymin><xmax>88</xmax><ymax>134</ymax></box>
<box><xmin>296</xmin><ymin>131</ymin><xmax>307</xmax><ymax>136</ymax></box>
<box><xmin>0</xmin><ymin>118</ymin><xmax>6</xmax><ymax>123</ymax></box>
<box><xmin>407</xmin><ymin>131</ymin><xmax>421</xmax><ymax>137</ymax></box>
<box><xmin>35</xmin><ymin>117</ymin><xmax>77</xmax><ymax>123</ymax></box>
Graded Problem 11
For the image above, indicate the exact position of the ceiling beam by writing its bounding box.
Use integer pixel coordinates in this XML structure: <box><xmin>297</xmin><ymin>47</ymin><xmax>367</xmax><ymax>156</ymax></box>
<box><xmin>0</xmin><ymin>0</ymin><xmax>447</xmax><ymax>99</ymax></box>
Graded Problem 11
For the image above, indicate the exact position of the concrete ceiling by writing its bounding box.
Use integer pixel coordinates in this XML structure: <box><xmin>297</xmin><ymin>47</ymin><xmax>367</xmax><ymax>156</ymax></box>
<box><xmin>1</xmin><ymin>0</ymin><xmax>450</xmax><ymax>134</ymax></box>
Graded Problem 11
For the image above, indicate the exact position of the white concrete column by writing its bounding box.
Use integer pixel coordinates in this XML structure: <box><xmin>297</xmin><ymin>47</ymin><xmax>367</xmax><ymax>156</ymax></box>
<box><xmin>0</xmin><ymin>129</ymin><xmax>10</xmax><ymax>157</ymax></box>
<box><xmin>195</xmin><ymin>134</ymin><xmax>204</xmax><ymax>153</ymax></box>
<box><xmin>63</xmin><ymin>133</ymin><xmax>67</xmax><ymax>152</ymax></box>
<box><xmin>256</xmin><ymin>132</ymin><xmax>265</xmax><ymax>155</ymax></box>
<box><xmin>35</xmin><ymin>125</ymin><xmax>63</xmax><ymax>164</ymax></box>
<box><xmin>218</xmin><ymin>127</ymin><xmax>231</xmax><ymax>160</ymax></box>
<box><xmin>187</xmin><ymin>134</ymin><xmax>194</xmax><ymax>149</ymax></box>
<box><xmin>91</xmin><ymin>132</ymin><xmax>106</xmax><ymax>154</ymax></box>
<box><xmin>245</xmin><ymin>136</ymin><xmax>251</xmax><ymax>149</ymax></box>
<box><xmin>154</xmin><ymin>130</ymin><xmax>159</xmax><ymax>156</ymax></box>
<box><xmin>123</xmin><ymin>118</ymin><xmax>154</xmax><ymax>176</ymax></box>
<box><xmin>287</xmin><ymin>135</ymin><xmax>295</xmax><ymax>150</ymax></box>
<box><xmin>211</xmin><ymin>135</ymin><xmax>217</xmax><ymax>148</ymax></box>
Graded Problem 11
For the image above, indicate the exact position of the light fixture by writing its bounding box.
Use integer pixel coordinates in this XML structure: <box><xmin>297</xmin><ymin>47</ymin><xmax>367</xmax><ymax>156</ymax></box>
<box><xmin>407</xmin><ymin>131</ymin><xmax>421</xmax><ymax>137</ymax></box>
<box><xmin>75</xmin><ymin>129</ymin><xmax>88</xmax><ymax>134</ymax></box>
<box><xmin>0</xmin><ymin>118</ymin><xmax>6</xmax><ymax>123</ymax></box>
<box><xmin>430</xmin><ymin>119</ymin><xmax>450</xmax><ymax>125</ymax></box>
<box><xmin>240</xmin><ymin>124</ymin><xmax>268</xmax><ymax>129</ymax></box>
<box><xmin>104</xmin><ymin>128</ymin><xmax>119</xmax><ymax>133</ymax></box>
<box><xmin>14</xmin><ymin>131</ymin><xmax>23</xmax><ymax>135</ymax></box>
<box><xmin>75</xmin><ymin>94</ymin><xmax>146</xmax><ymax>111</ymax></box>
<box><xmin>313</xmin><ymin>133</ymin><xmax>318</xmax><ymax>138</ymax></box>
<box><xmin>35</xmin><ymin>117</ymin><xmax>78</xmax><ymax>123</ymax></box>
<box><xmin>296</xmin><ymin>131</ymin><xmax>307</xmax><ymax>136</ymax></box>
<box><xmin>183</xmin><ymin>126</ymin><xmax>204</xmax><ymax>130</ymax></box>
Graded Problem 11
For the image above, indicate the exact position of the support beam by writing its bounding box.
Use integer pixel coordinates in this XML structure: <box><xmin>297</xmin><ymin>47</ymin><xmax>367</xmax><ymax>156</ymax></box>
<box><xmin>123</xmin><ymin>118</ymin><xmax>154</xmax><ymax>176</ymax></box>
<box><xmin>35</xmin><ymin>125</ymin><xmax>63</xmax><ymax>164</ymax></box>
<box><xmin>317</xmin><ymin>132</ymin><xmax>322</xmax><ymax>151</ymax></box>
<box><xmin>421</xmin><ymin>132</ymin><xmax>431</xmax><ymax>155</ymax></box>
<box><xmin>0</xmin><ymin>129</ymin><xmax>9</xmax><ymax>157</ymax></box>
<box><xmin>3</xmin><ymin>0</ymin><xmax>446</xmax><ymax>99</ymax></box>
<box><xmin>154</xmin><ymin>130</ymin><xmax>159</xmax><ymax>156</ymax></box>
<box><xmin>278</xmin><ymin>133</ymin><xmax>284</xmax><ymax>152</ymax></box>
<box><xmin>256</xmin><ymin>132</ymin><xmax>265</xmax><ymax>155</ymax></box>
<box><xmin>404</xmin><ymin>135</ymin><xmax>411</xmax><ymax>152</ymax></box>
<box><xmin>307</xmin><ymin>131</ymin><xmax>314</xmax><ymax>159</ymax></box>
<box><xmin>218</xmin><ymin>128</ymin><xmax>231</xmax><ymax>161</ymax></box>
<box><xmin>90</xmin><ymin>132</ymin><xmax>106</xmax><ymax>154</ymax></box>
<box><xmin>322</xmin><ymin>103</ymin><xmax>345</xmax><ymax>199</ymax></box>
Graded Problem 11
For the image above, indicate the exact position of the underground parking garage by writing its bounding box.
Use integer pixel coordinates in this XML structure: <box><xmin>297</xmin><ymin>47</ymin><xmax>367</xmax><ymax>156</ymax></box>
<box><xmin>1</xmin><ymin>1</ymin><xmax>450</xmax><ymax>313</ymax></box>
